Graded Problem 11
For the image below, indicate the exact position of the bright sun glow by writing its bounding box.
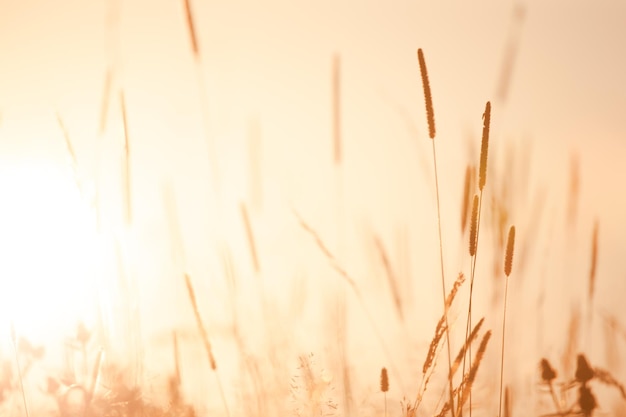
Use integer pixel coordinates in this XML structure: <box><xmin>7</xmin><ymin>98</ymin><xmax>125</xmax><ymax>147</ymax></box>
<box><xmin>0</xmin><ymin>159</ymin><xmax>100</xmax><ymax>345</ymax></box>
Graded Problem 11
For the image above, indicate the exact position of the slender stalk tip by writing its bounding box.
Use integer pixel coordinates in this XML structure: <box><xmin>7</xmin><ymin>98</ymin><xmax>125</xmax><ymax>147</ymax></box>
<box><xmin>479</xmin><ymin>101</ymin><xmax>491</xmax><ymax>190</ymax></box>
<box><xmin>182</xmin><ymin>0</ymin><xmax>199</xmax><ymax>56</ymax></box>
<box><xmin>417</xmin><ymin>48</ymin><xmax>436</xmax><ymax>139</ymax></box>
<box><xmin>504</xmin><ymin>225</ymin><xmax>516</xmax><ymax>277</ymax></box>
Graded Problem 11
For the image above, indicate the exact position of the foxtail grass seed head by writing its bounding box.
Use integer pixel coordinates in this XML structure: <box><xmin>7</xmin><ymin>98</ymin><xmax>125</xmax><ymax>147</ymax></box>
<box><xmin>540</xmin><ymin>358</ymin><xmax>557</xmax><ymax>383</ymax></box>
<box><xmin>504</xmin><ymin>225</ymin><xmax>515</xmax><ymax>277</ymax></box>
<box><xmin>575</xmin><ymin>354</ymin><xmax>594</xmax><ymax>384</ymax></box>
<box><xmin>417</xmin><ymin>48</ymin><xmax>435</xmax><ymax>139</ymax></box>
<box><xmin>457</xmin><ymin>330</ymin><xmax>492</xmax><ymax>410</ymax></box>
<box><xmin>451</xmin><ymin>317</ymin><xmax>484</xmax><ymax>378</ymax></box>
<box><xmin>578</xmin><ymin>384</ymin><xmax>597</xmax><ymax>416</ymax></box>
<box><xmin>423</xmin><ymin>316</ymin><xmax>446</xmax><ymax>375</ymax></box>
<box><xmin>445</xmin><ymin>272</ymin><xmax>466</xmax><ymax>310</ymax></box>
<box><xmin>469</xmin><ymin>194</ymin><xmax>479</xmax><ymax>256</ymax></box>
<box><xmin>479</xmin><ymin>101</ymin><xmax>491</xmax><ymax>190</ymax></box>
<box><xmin>380</xmin><ymin>368</ymin><xmax>389</xmax><ymax>392</ymax></box>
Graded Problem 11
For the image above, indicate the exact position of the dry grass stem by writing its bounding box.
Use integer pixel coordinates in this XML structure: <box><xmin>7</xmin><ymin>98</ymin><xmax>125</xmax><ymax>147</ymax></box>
<box><xmin>589</xmin><ymin>220</ymin><xmax>599</xmax><ymax>302</ymax></box>
<box><xmin>469</xmin><ymin>194</ymin><xmax>479</xmax><ymax>256</ymax></box>
<box><xmin>451</xmin><ymin>317</ymin><xmax>484</xmax><ymax>378</ymax></box>
<box><xmin>503</xmin><ymin>386</ymin><xmax>511</xmax><ymax>417</ymax></box>
<box><xmin>423</xmin><ymin>273</ymin><xmax>465</xmax><ymax>376</ymax></box>
<box><xmin>445</xmin><ymin>272</ymin><xmax>466</xmax><ymax>310</ymax></box>
<box><xmin>240</xmin><ymin>202</ymin><xmax>260</xmax><ymax>273</ymax></box>
<box><xmin>479</xmin><ymin>101</ymin><xmax>491</xmax><ymax>190</ymax></box>
<box><xmin>593</xmin><ymin>367</ymin><xmax>626</xmax><ymax>399</ymax></box>
<box><xmin>433</xmin><ymin>330</ymin><xmax>492</xmax><ymax>417</ymax></box>
<box><xmin>567</xmin><ymin>152</ymin><xmax>580</xmax><ymax>228</ymax></box>
<box><xmin>461</xmin><ymin>165</ymin><xmax>473</xmax><ymax>233</ymax></box>
<box><xmin>374</xmin><ymin>235</ymin><xmax>403</xmax><ymax>320</ymax></box>
<box><xmin>184</xmin><ymin>274</ymin><xmax>232</xmax><ymax>416</ymax></box>
<box><xmin>56</xmin><ymin>113</ymin><xmax>77</xmax><ymax>168</ymax></box>
<box><xmin>499</xmin><ymin>225</ymin><xmax>515</xmax><ymax>416</ymax></box>
<box><xmin>495</xmin><ymin>5</ymin><xmax>525</xmax><ymax>103</ymax></box>
<box><xmin>182</xmin><ymin>0</ymin><xmax>199</xmax><ymax>57</ymax></box>
<box><xmin>183</xmin><ymin>273</ymin><xmax>217</xmax><ymax>370</ymax></box>
<box><xmin>11</xmin><ymin>324</ymin><xmax>30</xmax><ymax>417</ymax></box>
<box><xmin>564</xmin><ymin>307</ymin><xmax>581</xmax><ymax>374</ymax></box>
<box><xmin>294</xmin><ymin>210</ymin><xmax>358</xmax><ymax>293</ymax></box>
<box><xmin>120</xmin><ymin>90</ymin><xmax>131</xmax><ymax>225</ymax></box>
<box><xmin>417</xmin><ymin>48</ymin><xmax>436</xmax><ymax>139</ymax></box>
<box><xmin>173</xmin><ymin>331</ymin><xmax>181</xmax><ymax>385</ymax></box>
<box><xmin>181</xmin><ymin>0</ymin><xmax>221</xmax><ymax>193</ymax></box>
<box><xmin>418</xmin><ymin>47</ymin><xmax>455</xmax><ymax>416</ymax></box>
<box><xmin>422</xmin><ymin>316</ymin><xmax>446</xmax><ymax>376</ymax></box>
<box><xmin>457</xmin><ymin>330</ymin><xmax>491</xmax><ymax>413</ymax></box>
<box><xmin>99</xmin><ymin>67</ymin><xmax>113</xmax><ymax>133</ymax></box>
<box><xmin>333</xmin><ymin>53</ymin><xmax>341</xmax><ymax>165</ymax></box>
<box><xmin>55</xmin><ymin>112</ymin><xmax>84</xmax><ymax>198</ymax></box>
<box><xmin>247</xmin><ymin>119</ymin><xmax>263</xmax><ymax>210</ymax></box>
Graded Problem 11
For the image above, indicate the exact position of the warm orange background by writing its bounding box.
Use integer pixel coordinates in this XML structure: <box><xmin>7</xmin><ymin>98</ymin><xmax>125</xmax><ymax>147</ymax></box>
<box><xmin>0</xmin><ymin>0</ymin><xmax>624</xmax><ymax>414</ymax></box>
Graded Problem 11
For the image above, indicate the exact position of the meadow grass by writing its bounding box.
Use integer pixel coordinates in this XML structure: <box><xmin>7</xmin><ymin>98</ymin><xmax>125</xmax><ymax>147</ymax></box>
<box><xmin>0</xmin><ymin>22</ymin><xmax>624</xmax><ymax>417</ymax></box>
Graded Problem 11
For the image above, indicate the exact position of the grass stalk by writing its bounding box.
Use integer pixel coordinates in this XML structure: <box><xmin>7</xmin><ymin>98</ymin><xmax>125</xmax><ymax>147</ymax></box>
<box><xmin>10</xmin><ymin>324</ymin><xmax>30</xmax><ymax>417</ymax></box>
<box><xmin>240</xmin><ymin>202</ymin><xmax>260</xmax><ymax>273</ymax></box>
<box><xmin>499</xmin><ymin>226</ymin><xmax>515</xmax><ymax>416</ymax></box>
<box><xmin>418</xmin><ymin>47</ymin><xmax>456</xmax><ymax>417</ymax></box>
<box><xmin>183</xmin><ymin>273</ymin><xmax>230</xmax><ymax>417</ymax></box>
<box><xmin>333</xmin><ymin>53</ymin><xmax>341</xmax><ymax>165</ymax></box>
<box><xmin>587</xmin><ymin>220</ymin><xmax>599</xmax><ymax>350</ymax></box>
<box><xmin>181</xmin><ymin>0</ymin><xmax>220</xmax><ymax>195</ymax></box>
<box><xmin>120</xmin><ymin>90</ymin><xmax>131</xmax><ymax>225</ymax></box>
<box><xmin>462</xmin><ymin>101</ymin><xmax>491</xmax><ymax>416</ymax></box>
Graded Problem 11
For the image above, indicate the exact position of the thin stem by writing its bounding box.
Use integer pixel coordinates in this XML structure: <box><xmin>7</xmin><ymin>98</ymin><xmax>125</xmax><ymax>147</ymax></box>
<box><xmin>498</xmin><ymin>276</ymin><xmax>510</xmax><ymax>417</ymax></box>
<box><xmin>462</xmin><ymin>191</ymin><xmax>484</xmax><ymax>416</ymax></box>
<box><xmin>214</xmin><ymin>372</ymin><xmax>231</xmax><ymax>417</ymax></box>
<box><xmin>431</xmin><ymin>140</ymin><xmax>456</xmax><ymax>417</ymax></box>
<box><xmin>548</xmin><ymin>382</ymin><xmax>562</xmax><ymax>414</ymax></box>
<box><xmin>11</xmin><ymin>325</ymin><xmax>30</xmax><ymax>417</ymax></box>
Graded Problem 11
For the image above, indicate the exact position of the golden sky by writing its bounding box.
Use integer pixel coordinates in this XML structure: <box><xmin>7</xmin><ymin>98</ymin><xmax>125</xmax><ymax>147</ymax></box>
<box><xmin>0</xmin><ymin>1</ymin><xmax>624</xmax><ymax>409</ymax></box>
